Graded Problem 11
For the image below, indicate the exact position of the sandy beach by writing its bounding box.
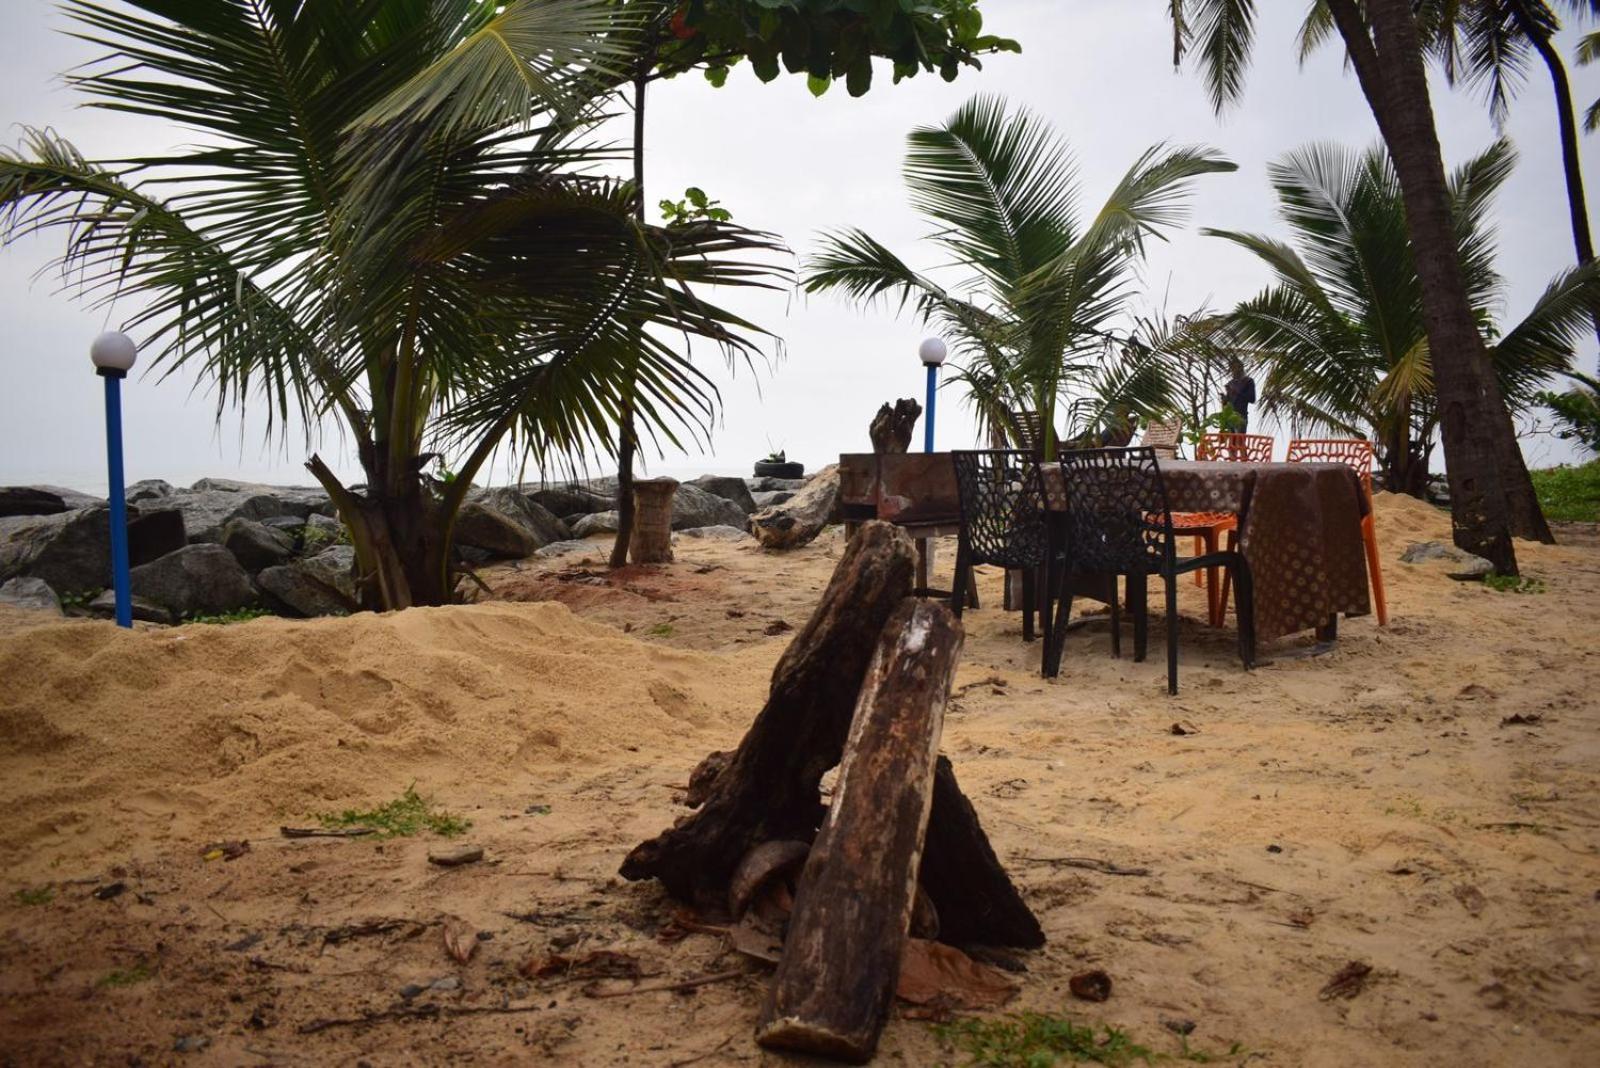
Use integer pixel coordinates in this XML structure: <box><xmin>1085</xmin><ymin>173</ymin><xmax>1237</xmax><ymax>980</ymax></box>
<box><xmin>1</xmin><ymin>493</ymin><xmax>1597</xmax><ymax>1066</ymax></box>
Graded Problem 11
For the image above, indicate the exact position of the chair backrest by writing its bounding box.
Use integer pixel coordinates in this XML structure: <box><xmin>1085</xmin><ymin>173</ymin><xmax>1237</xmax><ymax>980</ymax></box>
<box><xmin>1056</xmin><ymin>446</ymin><xmax>1172</xmax><ymax>575</ymax></box>
<box><xmin>1004</xmin><ymin>409</ymin><xmax>1047</xmax><ymax>455</ymax></box>
<box><xmin>1198</xmin><ymin>432</ymin><xmax>1273</xmax><ymax>463</ymax></box>
<box><xmin>1140</xmin><ymin>417</ymin><xmax>1182</xmax><ymax>460</ymax></box>
<box><xmin>1286</xmin><ymin>438</ymin><xmax>1375</xmax><ymax>495</ymax></box>
<box><xmin>951</xmin><ymin>450</ymin><xmax>1049</xmax><ymax>569</ymax></box>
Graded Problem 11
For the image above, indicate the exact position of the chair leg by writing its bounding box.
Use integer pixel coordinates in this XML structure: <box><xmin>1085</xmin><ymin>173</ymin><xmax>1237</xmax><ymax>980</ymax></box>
<box><xmin>915</xmin><ymin>537</ymin><xmax>930</xmax><ymax>593</ymax></box>
<box><xmin>966</xmin><ymin>567</ymin><xmax>982</xmax><ymax>610</ymax></box>
<box><xmin>950</xmin><ymin>543</ymin><xmax>970</xmax><ymax>619</ymax></box>
<box><xmin>1108</xmin><ymin>578</ymin><xmax>1122</xmax><ymax>659</ymax></box>
<box><xmin>1192</xmin><ymin>535</ymin><xmax>1205</xmax><ymax>587</ymax></box>
<box><xmin>1203</xmin><ymin>527</ymin><xmax>1221</xmax><ymax>627</ymax></box>
<box><xmin>1218</xmin><ymin>529</ymin><xmax>1238</xmax><ymax>619</ymax></box>
<box><xmin>1363</xmin><ymin>513</ymin><xmax>1388</xmax><ymax>626</ymax></box>
<box><xmin>1021</xmin><ymin>567</ymin><xmax>1036</xmax><ymax>643</ymax></box>
<box><xmin>1038</xmin><ymin>557</ymin><xmax>1056</xmax><ymax>671</ymax></box>
<box><xmin>1130</xmin><ymin>574</ymin><xmax>1149</xmax><ymax>663</ymax></box>
<box><xmin>1046</xmin><ymin>580</ymin><xmax>1074</xmax><ymax>679</ymax></box>
<box><xmin>1165</xmin><ymin>573</ymin><xmax>1180</xmax><ymax>696</ymax></box>
<box><xmin>1233</xmin><ymin>560</ymin><xmax>1257</xmax><ymax>669</ymax></box>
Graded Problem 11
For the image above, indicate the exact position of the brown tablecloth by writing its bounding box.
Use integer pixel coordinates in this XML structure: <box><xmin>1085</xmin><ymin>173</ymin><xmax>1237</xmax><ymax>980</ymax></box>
<box><xmin>1045</xmin><ymin>460</ymin><xmax>1371</xmax><ymax>643</ymax></box>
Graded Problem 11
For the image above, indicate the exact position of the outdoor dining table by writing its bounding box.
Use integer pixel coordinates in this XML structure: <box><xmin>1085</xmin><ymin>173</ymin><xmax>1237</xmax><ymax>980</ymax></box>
<box><xmin>840</xmin><ymin>452</ymin><xmax>1373</xmax><ymax>664</ymax></box>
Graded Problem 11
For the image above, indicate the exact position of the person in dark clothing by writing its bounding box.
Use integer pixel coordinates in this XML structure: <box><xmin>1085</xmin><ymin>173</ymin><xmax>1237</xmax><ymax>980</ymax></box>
<box><xmin>1222</xmin><ymin>357</ymin><xmax>1256</xmax><ymax>432</ymax></box>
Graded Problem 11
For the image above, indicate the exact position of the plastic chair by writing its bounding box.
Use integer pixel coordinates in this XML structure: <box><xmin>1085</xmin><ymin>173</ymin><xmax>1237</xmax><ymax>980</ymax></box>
<box><xmin>1168</xmin><ymin>433</ymin><xmax>1274</xmax><ymax>625</ymax></box>
<box><xmin>1047</xmin><ymin>447</ymin><xmax>1255</xmax><ymax>695</ymax></box>
<box><xmin>951</xmin><ymin>450</ymin><xmax>1060</xmax><ymax>647</ymax></box>
<box><xmin>1139</xmin><ymin>417</ymin><xmax>1182</xmax><ymax>460</ymax></box>
<box><xmin>1285</xmin><ymin>439</ymin><xmax>1388</xmax><ymax>626</ymax></box>
<box><xmin>1197</xmin><ymin>432</ymin><xmax>1274</xmax><ymax>463</ymax></box>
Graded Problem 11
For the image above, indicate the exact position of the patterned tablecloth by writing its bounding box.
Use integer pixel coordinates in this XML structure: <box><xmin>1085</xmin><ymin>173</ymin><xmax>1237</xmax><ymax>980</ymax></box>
<box><xmin>1045</xmin><ymin>460</ymin><xmax>1371</xmax><ymax>643</ymax></box>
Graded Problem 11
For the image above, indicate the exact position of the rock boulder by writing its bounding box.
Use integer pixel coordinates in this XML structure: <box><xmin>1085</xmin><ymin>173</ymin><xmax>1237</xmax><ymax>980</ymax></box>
<box><xmin>128</xmin><ymin>544</ymin><xmax>256</xmax><ymax>618</ymax></box>
<box><xmin>688</xmin><ymin>475</ymin><xmax>757</xmax><ymax>516</ymax></box>
<box><xmin>671</xmin><ymin>484</ymin><xmax>748</xmax><ymax>531</ymax></box>
<box><xmin>0</xmin><ymin>576</ymin><xmax>62</xmax><ymax>614</ymax></box>
<box><xmin>571</xmin><ymin>511</ymin><xmax>620</xmax><ymax>538</ymax></box>
<box><xmin>749</xmin><ymin>465</ymin><xmax>841</xmax><ymax>550</ymax></box>
<box><xmin>221</xmin><ymin>517</ymin><xmax>296</xmax><ymax>571</ymax></box>
<box><xmin>0</xmin><ymin>505</ymin><xmax>187</xmax><ymax>594</ymax></box>
<box><xmin>455</xmin><ymin>488</ymin><xmax>571</xmax><ymax>559</ymax></box>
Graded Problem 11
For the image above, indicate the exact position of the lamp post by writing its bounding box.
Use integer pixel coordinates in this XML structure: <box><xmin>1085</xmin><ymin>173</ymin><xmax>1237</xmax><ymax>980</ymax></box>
<box><xmin>91</xmin><ymin>331</ymin><xmax>137</xmax><ymax>628</ymax></box>
<box><xmin>918</xmin><ymin>337</ymin><xmax>946</xmax><ymax>453</ymax></box>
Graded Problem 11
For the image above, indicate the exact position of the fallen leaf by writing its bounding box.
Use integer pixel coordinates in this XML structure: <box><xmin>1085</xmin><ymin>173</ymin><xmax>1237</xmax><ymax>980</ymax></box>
<box><xmin>201</xmin><ymin>840</ymin><xmax>250</xmax><ymax>862</ymax></box>
<box><xmin>895</xmin><ymin>939</ymin><xmax>1018</xmax><ymax>1011</ymax></box>
<box><xmin>1069</xmin><ymin>969</ymin><xmax>1113</xmax><ymax>1002</ymax></box>
<box><xmin>725</xmin><ymin>917</ymin><xmax>783</xmax><ymax>965</ymax></box>
<box><xmin>442</xmin><ymin>919</ymin><xmax>478</xmax><ymax>964</ymax></box>
<box><xmin>521</xmin><ymin>949</ymin><xmax>652</xmax><ymax>982</ymax></box>
<box><xmin>1319</xmin><ymin>960</ymin><xmax>1372</xmax><ymax>1000</ymax></box>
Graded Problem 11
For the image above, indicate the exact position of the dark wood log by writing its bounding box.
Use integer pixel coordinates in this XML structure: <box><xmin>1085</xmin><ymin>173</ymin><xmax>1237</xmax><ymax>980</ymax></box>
<box><xmin>756</xmin><ymin>599</ymin><xmax>961</xmax><ymax>1062</ymax></box>
<box><xmin>619</xmin><ymin>521</ymin><xmax>918</xmax><ymax>904</ymax></box>
<box><xmin>920</xmin><ymin>756</ymin><xmax>1046</xmax><ymax>948</ymax></box>
<box><xmin>868</xmin><ymin>398</ymin><xmax>922</xmax><ymax>454</ymax></box>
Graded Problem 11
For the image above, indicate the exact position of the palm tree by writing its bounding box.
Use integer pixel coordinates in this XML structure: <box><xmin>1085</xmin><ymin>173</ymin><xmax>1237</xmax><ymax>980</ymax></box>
<box><xmin>1212</xmin><ymin>140</ymin><xmax>1596</xmax><ymax>495</ymax></box>
<box><xmin>803</xmin><ymin>95</ymin><xmax>1233</xmax><ymax>458</ymax></box>
<box><xmin>1168</xmin><ymin>0</ymin><xmax>1551</xmax><ymax>575</ymax></box>
<box><xmin>0</xmin><ymin>0</ymin><xmax>783</xmax><ymax>610</ymax></box>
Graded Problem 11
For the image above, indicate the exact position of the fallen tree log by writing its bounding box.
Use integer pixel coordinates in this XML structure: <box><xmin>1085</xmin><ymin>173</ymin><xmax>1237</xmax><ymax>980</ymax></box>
<box><xmin>756</xmin><ymin>599</ymin><xmax>960</xmax><ymax>1062</ymax></box>
<box><xmin>619</xmin><ymin>521</ymin><xmax>917</xmax><ymax>903</ymax></box>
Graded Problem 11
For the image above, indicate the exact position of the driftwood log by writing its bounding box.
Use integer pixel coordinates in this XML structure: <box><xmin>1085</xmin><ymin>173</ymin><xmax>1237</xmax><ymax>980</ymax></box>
<box><xmin>868</xmin><ymin>398</ymin><xmax>922</xmax><ymax>454</ymax></box>
<box><xmin>621</xmin><ymin>520</ymin><xmax>1043</xmax><ymax>949</ymax></box>
<box><xmin>756</xmin><ymin>599</ymin><xmax>961</xmax><ymax>1062</ymax></box>
<box><xmin>628</xmin><ymin>478</ymin><xmax>678</xmax><ymax>564</ymax></box>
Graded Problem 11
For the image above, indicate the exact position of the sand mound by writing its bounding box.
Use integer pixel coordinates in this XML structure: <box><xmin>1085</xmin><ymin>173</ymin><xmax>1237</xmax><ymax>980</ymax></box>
<box><xmin>0</xmin><ymin>602</ymin><xmax>759</xmax><ymax>871</ymax></box>
<box><xmin>1371</xmin><ymin>490</ymin><xmax>1453</xmax><ymax>545</ymax></box>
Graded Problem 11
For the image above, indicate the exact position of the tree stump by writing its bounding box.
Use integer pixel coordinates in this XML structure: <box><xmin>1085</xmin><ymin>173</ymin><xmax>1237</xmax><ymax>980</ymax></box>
<box><xmin>756</xmin><ymin>599</ymin><xmax>961</xmax><ymax>1062</ymax></box>
<box><xmin>869</xmin><ymin>398</ymin><xmax>922</xmax><ymax>454</ymax></box>
<box><xmin>628</xmin><ymin>477</ymin><xmax>678</xmax><ymax>564</ymax></box>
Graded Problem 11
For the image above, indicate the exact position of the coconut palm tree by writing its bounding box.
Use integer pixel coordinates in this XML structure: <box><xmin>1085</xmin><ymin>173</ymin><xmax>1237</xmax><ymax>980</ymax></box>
<box><xmin>0</xmin><ymin>0</ymin><xmax>784</xmax><ymax>610</ymax></box>
<box><xmin>1212</xmin><ymin>140</ymin><xmax>1597</xmax><ymax>495</ymax></box>
<box><xmin>803</xmin><ymin>95</ymin><xmax>1233</xmax><ymax>458</ymax></box>
<box><xmin>1167</xmin><ymin>0</ymin><xmax>1550</xmax><ymax>575</ymax></box>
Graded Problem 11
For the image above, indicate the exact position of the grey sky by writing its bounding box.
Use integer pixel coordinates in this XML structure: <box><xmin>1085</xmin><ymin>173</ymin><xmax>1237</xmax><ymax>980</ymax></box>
<box><xmin>1</xmin><ymin>0</ymin><xmax>1594</xmax><ymax>493</ymax></box>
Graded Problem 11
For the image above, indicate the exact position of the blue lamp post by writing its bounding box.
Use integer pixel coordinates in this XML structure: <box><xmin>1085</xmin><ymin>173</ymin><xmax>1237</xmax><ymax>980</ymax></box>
<box><xmin>918</xmin><ymin>337</ymin><xmax>947</xmax><ymax>453</ymax></box>
<box><xmin>91</xmin><ymin>331</ymin><xmax>138</xmax><ymax>628</ymax></box>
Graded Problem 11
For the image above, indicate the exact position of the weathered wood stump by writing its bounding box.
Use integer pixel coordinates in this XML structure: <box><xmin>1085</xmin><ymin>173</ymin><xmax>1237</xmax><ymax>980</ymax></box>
<box><xmin>756</xmin><ymin>599</ymin><xmax>961</xmax><ymax>1062</ymax></box>
<box><xmin>628</xmin><ymin>477</ymin><xmax>678</xmax><ymax>564</ymax></box>
<box><xmin>869</xmin><ymin>398</ymin><xmax>922</xmax><ymax>454</ymax></box>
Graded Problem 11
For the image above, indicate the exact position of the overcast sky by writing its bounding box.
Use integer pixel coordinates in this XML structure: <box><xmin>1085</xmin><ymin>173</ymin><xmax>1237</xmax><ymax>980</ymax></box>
<box><xmin>1</xmin><ymin>0</ymin><xmax>1594</xmax><ymax>493</ymax></box>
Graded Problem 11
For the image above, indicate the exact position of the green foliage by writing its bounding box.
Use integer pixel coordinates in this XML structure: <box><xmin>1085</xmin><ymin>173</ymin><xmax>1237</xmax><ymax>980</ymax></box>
<box><xmin>185</xmin><ymin>607</ymin><xmax>275</xmax><ymax>625</ymax></box>
<box><xmin>57</xmin><ymin>589</ymin><xmax>99</xmax><ymax>611</ymax></box>
<box><xmin>98</xmin><ymin>962</ymin><xmax>154</xmax><ymax>988</ymax></box>
<box><xmin>1537</xmin><ymin>371</ymin><xmax>1600</xmax><ymax>454</ymax></box>
<box><xmin>805</xmin><ymin>95</ymin><xmax>1233</xmax><ymax>456</ymax></box>
<box><xmin>13</xmin><ymin>886</ymin><xmax>53</xmax><ymax>906</ymax></box>
<box><xmin>1180</xmin><ymin>408</ymin><xmax>1244</xmax><ymax>447</ymax></box>
<box><xmin>660</xmin><ymin>186</ymin><xmax>732</xmax><ymax>224</ymax></box>
<box><xmin>1529</xmin><ymin>460</ymin><xmax>1600</xmax><ymax>522</ymax></box>
<box><xmin>1483</xmin><ymin>572</ymin><xmax>1547</xmax><ymax>594</ymax></box>
<box><xmin>657</xmin><ymin>0</ymin><xmax>1021</xmax><ymax>97</ymax></box>
<box><xmin>647</xmin><ymin>622</ymin><xmax>675</xmax><ymax>636</ymax></box>
<box><xmin>937</xmin><ymin>1012</ymin><xmax>1246</xmax><ymax>1066</ymax></box>
<box><xmin>319</xmin><ymin>786</ymin><xmax>470</xmax><ymax>839</ymax></box>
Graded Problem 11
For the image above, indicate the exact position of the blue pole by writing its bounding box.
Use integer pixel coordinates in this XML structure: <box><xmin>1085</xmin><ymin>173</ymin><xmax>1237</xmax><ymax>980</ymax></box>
<box><xmin>923</xmin><ymin>363</ymin><xmax>938</xmax><ymax>453</ymax></box>
<box><xmin>102</xmin><ymin>372</ymin><xmax>132</xmax><ymax>628</ymax></box>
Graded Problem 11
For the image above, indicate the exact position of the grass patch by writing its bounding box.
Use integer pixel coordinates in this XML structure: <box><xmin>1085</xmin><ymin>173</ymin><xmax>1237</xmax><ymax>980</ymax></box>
<box><xmin>13</xmin><ymin>886</ymin><xmax>52</xmax><ymax>906</ymax></box>
<box><xmin>98</xmin><ymin>962</ymin><xmax>153</xmax><ymax>988</ymax></box>
<box><xmin>647</xmin><ymin>622</ymin><xmax>674</xmax><ymax>637</ymax></box>
<box><xmin>1530</xmin><ymin>461</ymin><xmax>1600</xmax><ymax>523</ymax></box>
<box><xmin>186</xmin><ymin>606</ymin><xmax>277</xmax><ymax>625</ymax></box>
<box><xmin>318</xmin><ymin>785</ymin><xmax>470</xmax><ymax>839</ymax></box>
<box><xmin>937</xmin><ymin>1013</ymin><xmax>1244</xmax><ymax>1066</ymax></box>
<box><xmin>1482</xmin><ymin>573</ymin><xmax>1546</xmax><ymax>594</ymax></box>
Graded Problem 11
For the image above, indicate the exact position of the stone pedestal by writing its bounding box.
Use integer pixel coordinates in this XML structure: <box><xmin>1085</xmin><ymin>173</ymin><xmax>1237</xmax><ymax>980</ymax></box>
<box><xmin>629</xmin><ymin>478</ymin><xmax>679</xmax><ymax>564</ymax></box>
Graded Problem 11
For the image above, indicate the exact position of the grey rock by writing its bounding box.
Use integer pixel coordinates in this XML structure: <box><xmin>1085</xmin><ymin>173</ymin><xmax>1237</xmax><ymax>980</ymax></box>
<box><xmin>261</xmin><ymin>515</ymin><xmax>307</xmax><ymax>534</ymax></box>
<box><xmin>688</xmin><ymin>475</ymin><xmax>757</xmax><ymax>515</ymax></box>
<box><xmin>534</xmin><ymin>540</ymin><xmax>596</xmax><ymax>559</ymax></box>
<box><xmin>676</xmin><ymin>525</ymin><xmax>753</xmax><ymax>542</ymax></box>
<box><xmin>169</xmin><ymin>480</ymin><xmax>333</xmax><ymax>542</ymax></box>
<box><xmin>302</xmin><ymin>513</ymin><xmax>343</xmax><ymax>545</ymax></box>
<box><xmin>748</xmin><ymin>476</ymin><xmax>810</xmax><ymax>493</ymax></box>
<box><xmin>0</xmin><ymin>486</ymin><xmax>71</xmax><ymax>518</ymax></box>
<box><xmin>257</xmin><ymin>562</ymin><xmax>353</xmax><ymax>618</ymax></box>
<box><xmin>525</xmin><ymin>483</ymin><xmax>614</xmax><ymax>518</ymax></box>
<box><xmin>751</xmin><ymin>490</ymin><xmax>795</xmax><ymax>509</ymax></box>
<box><xmin>129</xmin><ymin>544</ymin><xmax>256</xmax><ymax>617</ymax></box>
<box><xmin>300</xmin><ymin>545</ymin><xmax>359</xmax><ymax>601</ymax></box>
<box><xmin>750</xmin><ymin>464</ymin><xmax>841</xmax><ymax>550</ymax></box>
<box><xmin>455</xmin><ymin>488</ymin><xmax>571</xmax><ymax>559</ymax></box>
<box><xmin>0</xmin><ymin>505</ymin><xmax>187</xmax><ymax>594</ymax></box>
<box><xmin>1399</xmin><ymin>540</ymin><xmax>1494</xmax><ymax>577</ymax></box>
<box><xmin>670</xmin><ymin>483</ymin><xmax>748</xmax><ymax>531</ymax></box>
<box><xmin>221</xmin><ymin>517</ymin><xmax>296</xmax><ymax>571</ymax></box>
<box><xmin>126</xmin><ymin>479</ymin><xmax>174</xmax><ymax>503</ymax></box>
<box><xmin>88</xmin><ymin>590</ymin><xmax>175</xmax><ymax>625</ymax></box>
<box><xmin>0</xmin><ymin>576</ymin><xmax>62</xmax><ymax>614</ymax></box>
<box><xmin>571</xmin><ymin>511</ymin><xmax>619</xmax><ymax>538</ymax></box>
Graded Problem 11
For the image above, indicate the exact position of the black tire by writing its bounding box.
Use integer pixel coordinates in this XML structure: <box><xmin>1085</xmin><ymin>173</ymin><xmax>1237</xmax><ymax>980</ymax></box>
<box><xmin>753</xmin><ymin>461</ymin><xmax>804</xmax><ymax>479</ymax></box>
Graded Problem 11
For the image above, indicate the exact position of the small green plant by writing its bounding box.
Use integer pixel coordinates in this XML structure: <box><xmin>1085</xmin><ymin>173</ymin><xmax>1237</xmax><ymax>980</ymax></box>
<box><xmin>13</xmin><ymin>886</ymin><xmax>53</xmax><ymax>906</ymax></box>
<box><xmin>647</xmin><ymin>622</ymin><xmax>675</xmax><ymax>637</ymax></box>
<box><xmin>762</xmin><ymin>448</ymin><xmax>787</xmax><ymax>464</ymax></box>
<box><xmin>318</xmin><ymin>785</ymin><xmax>470</xmax><ymax>839</ymax></box>
<box><xmin>58</xmin><ymin>589</ymin><xmax>100</xmax><ymax>611</ymax></box>
<box><xmin>1482</xmin><ymin>573</ymin><xmax>1546</xmax><ymax>594</ymax></box>
<box><xmin>186</xmin><ymin>606</ymin><xmax>276</xmax><ymax>625</ymax></box>
<box><xmin>659</xmin><ymin>186</ymin><xmax>732</xmax><ymax>225</ymax></box>
<box><xmin>98</xmin><ymin>962</ymin><xmax>154</xmax><ymax>988</ymax></box>
<box><xmin>1179</xmin><ymin>408</ymin><xmax>1245</xmax><ymax>449</ymax></box>
<box><xmin>1537</xmin><ymin>371</ymin><xmax>1600</xmax><ymax>454</ymax></box>
<box><xmin>1528</xmin><ymin>460</ymin><xmax>1600</xmax><ymax>523</ymax></box>
<box><xmin>937</xmin><ymin>1013</ymin><xmax>1243</xmax><ymax>1066</ymax></box>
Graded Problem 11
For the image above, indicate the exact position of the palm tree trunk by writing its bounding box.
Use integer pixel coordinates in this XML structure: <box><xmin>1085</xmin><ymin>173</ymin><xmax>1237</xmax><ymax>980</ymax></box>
<box><xmin>1507</xmin><ymin>0</ymin><xmax>1600</xmax><ymax>355</ymax></box>
<box><xmin>1324</xmin><ymin>0</ymin><xmax>1543</xmax><ymax>571</ymax></box>
<box><xmin>610</xmin><ymin>71</ymin><xmax>648</xmax><ymax>569</ymax></box>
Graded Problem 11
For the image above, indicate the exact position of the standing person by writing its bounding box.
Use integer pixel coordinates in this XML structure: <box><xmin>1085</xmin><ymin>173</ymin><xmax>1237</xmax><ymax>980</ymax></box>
<box><xmin>1222</xmin><ymin>358</ymin><xmax>1257</xmax><ymax>432</ymax></box>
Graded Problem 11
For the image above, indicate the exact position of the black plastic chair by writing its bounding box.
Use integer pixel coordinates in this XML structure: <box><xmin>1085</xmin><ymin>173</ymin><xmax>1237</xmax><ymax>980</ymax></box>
<box><xmin>1046</xmin><ymin>446</ymin><xmax>1255</xmax><ymax>695</ymax></box>
<box><xmin>950</xmin><ymin>450</ymin><xmax>1057</xmax><ymax>644</ymax></box>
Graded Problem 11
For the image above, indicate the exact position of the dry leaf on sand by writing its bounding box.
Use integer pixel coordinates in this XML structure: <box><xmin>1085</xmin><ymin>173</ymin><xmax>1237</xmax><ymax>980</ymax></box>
<box><xmin>442</xmin><ymin>918</ymin><xmax>477</xmax><ymax>964</ymax></box>
<box><xmin>896</xmin><ymin>938</ymin><xmax>1019</xmax><ymax>1011</ymax></box>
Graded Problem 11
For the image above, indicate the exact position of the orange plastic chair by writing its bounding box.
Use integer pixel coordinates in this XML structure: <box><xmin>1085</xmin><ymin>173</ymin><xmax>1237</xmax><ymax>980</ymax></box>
<box><xmin>1172</xmin><ymin>433</ymin><xmax>1274</xmax><ymax>625</ymax></box>
<box><xmin>1197</xmin><ymin>432</ymin><xmax>1274</xmax><ymax>463</ymax></box>
<box><xmin>1285</xmin><ymin>438</ymin><xmax>1388</xmax><ymax>626</ymax></box>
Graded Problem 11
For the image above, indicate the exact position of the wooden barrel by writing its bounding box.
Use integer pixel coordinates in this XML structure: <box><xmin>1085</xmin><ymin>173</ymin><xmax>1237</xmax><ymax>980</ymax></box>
<box><xmin>629</xmin><ymin>477</ymin><xmax>679</xmax><ymax>564</ymax></box>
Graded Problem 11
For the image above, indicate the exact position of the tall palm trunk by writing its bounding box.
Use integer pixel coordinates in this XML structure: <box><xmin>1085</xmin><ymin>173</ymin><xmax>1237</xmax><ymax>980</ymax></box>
<box><xmin>1507</xmin><ymin>0</ymin><xmax>1600</xmax><ymax>354</ymax></box>
<box><xmin>1324</xmin><ymin>0</ymin><xmax>1545</xmax><ymax>572</ymax></box>
<box><xmin>610</xmin><ymin>71</ymin><xmax>648</xmax><ymax>569</ymax></box>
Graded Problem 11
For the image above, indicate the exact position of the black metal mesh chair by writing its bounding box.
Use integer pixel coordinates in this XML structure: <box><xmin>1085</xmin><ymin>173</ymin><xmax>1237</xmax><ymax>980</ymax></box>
<box><xmin>1047</xmin><ymin>446</ymin><xmax>1254</xmax><ymax>694</ymax></box>
<box><xmin>951</xmin><ymin>450</ymin><xmax>1056</xmax><ymax>643</ymax></box>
